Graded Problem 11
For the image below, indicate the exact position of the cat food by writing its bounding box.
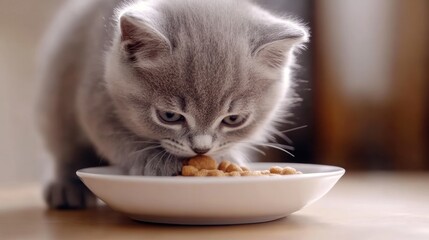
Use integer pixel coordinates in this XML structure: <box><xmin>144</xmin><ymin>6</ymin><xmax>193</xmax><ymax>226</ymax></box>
<box><xmin>181</xmin><ymin>165</ymin><xmax>199</xmax><ymax>176</ymax></box>
<box><xmin>225</xmin><ymin>163</ymin><xmax>243</xmax><ymax>173</ymax></box>
<box><xmin>187</xmin><ymin>155</ymin><xmax>217</xmax><ymax>170</ymax></box>
<box><xmin>181</xmin><ymin>155</ymin><xmax>302</xmax><ymax>177</ymax></box>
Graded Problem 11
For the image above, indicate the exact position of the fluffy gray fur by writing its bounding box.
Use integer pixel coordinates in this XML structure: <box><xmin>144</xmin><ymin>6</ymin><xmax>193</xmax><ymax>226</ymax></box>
<box><xmin>37</xmin><ymin>0</ymin><xmax>309</xmax><ymax>209</ymax></box>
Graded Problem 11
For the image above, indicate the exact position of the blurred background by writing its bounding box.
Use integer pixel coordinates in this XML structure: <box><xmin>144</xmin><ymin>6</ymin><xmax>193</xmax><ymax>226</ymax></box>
<box><xmin>0</xmin><ymin>0</ymin><xmax>428</xmax><ymax>184</ymax></box>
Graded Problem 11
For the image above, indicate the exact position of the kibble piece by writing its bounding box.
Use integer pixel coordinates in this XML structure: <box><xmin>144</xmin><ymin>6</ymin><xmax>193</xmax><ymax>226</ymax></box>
<box><xmin>207</xmin><ymin>170</ymin><xmax>226</xmax><ymax>177</ymax></box>
<box><xmin>218</xmin><ymin>160</ymin><xmax>231</xmax><ymax>171</ymax></box>
<box><xmin>241</xmin><ymin>166</ymin><xmax>250</xmax><ymax>172</ymax></box>
<box><xmin>188</xmin><ymin>155</ymin><xmax>217</xmax><ymax>170</ymax></box>
<box><xmin>281</xmin><ymin>166</ymin><xmax>298</xmax><ymax>175</ymax></box>
<box><xmin>270</xmin><ymin>166</ymin><xmax>283</xmax><ymax>174</ymax></box>
<box><xmin>261</xmin><ymin>170</ymin><xmax>271</xmax><ymax>175</ymax></box>
<box><xmin>240</xmin><ymin>171</ymin><xmax>253</xmax><ymax>177</ymax></box>
<box><xmin>194</xmin><ymin>169</ymin><xmax>209</xmax><ymax>177</ymax></box>
<box><xmin>182</xmin><ymin>165</ymin><xmax>199</xmax><ymax>176</ymax></box>
<box><xmin>225</xmin><ymin>163</ymin><xmax>243</xmax><ymax>173</ymax></box>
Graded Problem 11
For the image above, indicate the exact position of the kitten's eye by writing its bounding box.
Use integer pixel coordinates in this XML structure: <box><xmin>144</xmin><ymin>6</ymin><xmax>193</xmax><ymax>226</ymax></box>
<box><xmin>157</xmin><ymin>111</ymin><xmax>184</xmax><ymax>124</ymax></box>
<box><xmin>222</xmin><ymin>115</ymin><xmax>246</xmax><ymax>128</ymax></box>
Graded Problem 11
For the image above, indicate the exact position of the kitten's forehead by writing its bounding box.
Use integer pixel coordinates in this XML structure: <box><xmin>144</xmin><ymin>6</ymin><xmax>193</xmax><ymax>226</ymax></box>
<box><xmin>155</xmin><ymin>96</ymin><xmax>185</xmax><ymax>111</ymax></box>
<box><xmin>128</xmin><ymin>0</ymin><xmax>286</xmax><ymax>124</ymax></box>
<box><xmin>143</xmin><ymin>45</ymin><xmax>273</xmax><ymax>124</ymax></box>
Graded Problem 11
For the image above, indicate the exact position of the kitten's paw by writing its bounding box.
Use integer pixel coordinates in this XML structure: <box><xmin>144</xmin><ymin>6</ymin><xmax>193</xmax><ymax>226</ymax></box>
<box><xmin>44</xmin><ymin>180</ymin><xmax>96</xmax><ymax>209</ymax></box>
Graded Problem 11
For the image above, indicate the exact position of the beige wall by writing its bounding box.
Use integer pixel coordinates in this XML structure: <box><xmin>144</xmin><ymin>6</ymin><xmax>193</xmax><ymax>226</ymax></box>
<box><xmin>0</xmin><ymin>0</ymin><xmax>66</xmax><ymax>183</ymax></box>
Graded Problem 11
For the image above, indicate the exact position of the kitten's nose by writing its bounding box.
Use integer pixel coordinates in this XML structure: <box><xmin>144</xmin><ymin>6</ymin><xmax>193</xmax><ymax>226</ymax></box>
<box><xmin>191</xmin><ymin>135</ymin><xmax>213</xmax><ymax>155</ymax></box>
<box><xmin>192</xmin><ymin>148</ymin><xmax>211</xmax><ymax>155</ymax></box>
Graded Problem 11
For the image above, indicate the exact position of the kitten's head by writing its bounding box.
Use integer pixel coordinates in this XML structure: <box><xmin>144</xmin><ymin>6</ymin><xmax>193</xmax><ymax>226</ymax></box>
<box><xmin>105</xmin><ymin>0</ymin><xmax>308</xmax><ymax>159</ymax></box>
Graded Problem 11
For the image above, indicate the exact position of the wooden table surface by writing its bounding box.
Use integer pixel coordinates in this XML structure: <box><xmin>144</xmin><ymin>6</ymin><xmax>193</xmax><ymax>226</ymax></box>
<box><xmin>1</xmin><ymin>173</ymin><xmax>428</xmax><ymax>240</ymax></box>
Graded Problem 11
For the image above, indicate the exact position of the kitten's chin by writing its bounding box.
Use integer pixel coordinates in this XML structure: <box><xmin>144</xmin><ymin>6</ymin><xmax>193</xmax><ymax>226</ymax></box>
<box><xmin>163</xmin><ymin>147</ymin><xmax>217</xmax><ymax>159</ymax></box>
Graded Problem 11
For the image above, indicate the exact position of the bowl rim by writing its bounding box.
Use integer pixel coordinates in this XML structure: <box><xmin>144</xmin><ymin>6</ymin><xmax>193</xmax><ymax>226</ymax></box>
<box><xmin>77</xmin><ymin>162</ymin><xmax>346</xmax><ymax>185</ymax></box>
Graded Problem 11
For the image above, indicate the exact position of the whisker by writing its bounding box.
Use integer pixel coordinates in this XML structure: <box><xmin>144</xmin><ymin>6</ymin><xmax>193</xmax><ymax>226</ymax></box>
<box><xmin>214</xmin><ymin>139</ymin><xmax>295</xmax><ymax>159</ymax></box>
<box><xmin>259</xmin><ymin>144</ymin><xmax>295</xmax><ymax>157</ymax></box>
<box><xmin>264</xmin><ymin>143</ymin><xmax>295</xmax><ymax>151</ymax></box>
<box><xmin>213</xmin><ymin>144</ymin><xmax>231</xmax><ymax>153</ymax></box>
<box><xmin>269</xmin><ymin>129</ymin><xmax>293</xmax><ymax>144</ymax></box>
<box><xmin>240</xmin><ymin>141</ymin><xmax>295</xmax><ymax>151</ymax></box>
<box><xmin>131</xmin><ymin>140</ymin><xmax>160</xmax><ymax>144</ymax></box>
<box><xmin>232</xmin><ymin>149</ymin><xmax>251</xmax><ymax>164</ymax></box>
<box><xmin>157</xmin><ymin>150</ymin><xmax>169</xmax><ymax>173</ymax></box>
<box><xmin>238</xmin><ymin>144</ymin><xmax>266</xmax><ymax>156</ymax></box>
<box><xmin>129</xmin><ymin>145</ymin><xmax>162</xmax><ymax>157</ymax></box>
<box><xmin>147</xmin><ymin>150</ymin><xmax>165</xmax><ymax>171</ymax></box>
<box><xmin>163</xmin><ymin>153</ymin><xmax>174</xmax><ymax>175</ymax></box>
<box><xmin>273</xmin><ymin>118</ymin><xmax>293</xmax><ymax>124</ymax></box>
<box><xmin>242</xmin><ymin>142</ymin><xmax>295</xmax><ymax>157</ymax></box>
<box><xmin>242</xmin><ymin>153</ymin><xmax>251</xmax><ymax>163</ymax></box>
<box><xmin>281</xmin><ymin>125</ymin><xmax>308</xmax><ymax>133</ymax></box>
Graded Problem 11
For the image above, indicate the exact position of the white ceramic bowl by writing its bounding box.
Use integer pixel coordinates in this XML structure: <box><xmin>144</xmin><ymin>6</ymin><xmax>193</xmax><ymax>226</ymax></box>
<box><xmin>77</xmin><ymin>163</ymin><xmax>345</xmax><ymax>225</ymax></box>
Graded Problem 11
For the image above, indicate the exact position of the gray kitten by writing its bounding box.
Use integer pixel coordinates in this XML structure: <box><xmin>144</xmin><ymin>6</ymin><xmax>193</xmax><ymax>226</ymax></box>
<box><xmin>37</xmin><ymin>0</ymin><xmax>308</xmax><ymax>209</ymax></box>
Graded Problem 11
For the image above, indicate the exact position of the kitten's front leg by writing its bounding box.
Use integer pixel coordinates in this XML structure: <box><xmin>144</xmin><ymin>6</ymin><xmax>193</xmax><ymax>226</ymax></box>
<box><xmin>125</xmin><ymin>148</ymin><xmax>184</xmax><ymax>176</ymax></box>
<box><xmin>44</xmin><ymin>147</ymin><xmax>108</xmax><ymax>209</ymax></box>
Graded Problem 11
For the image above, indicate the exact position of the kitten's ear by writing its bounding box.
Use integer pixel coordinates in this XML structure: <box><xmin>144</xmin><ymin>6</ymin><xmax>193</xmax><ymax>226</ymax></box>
<box><xmin>119</xmin><ymin>13</ymin><xmax>171</xmax><ymax>61</ymax></box>
<box><xmin>253</xmin><ymin>21</ymin><xmax>309</xmax><ymax>69</ymax></box>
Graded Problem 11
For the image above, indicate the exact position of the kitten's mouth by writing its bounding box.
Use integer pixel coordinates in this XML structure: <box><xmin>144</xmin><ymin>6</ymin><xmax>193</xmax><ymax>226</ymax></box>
<box><xmin>156</xmin><ymin>143</ymin><xmax>229</xmax><ymax>166</ymax></box>
<box><xmin>163</xmin><ymin>146</ymin><xmax>217</xmax><ymax>159</ymax></box>
<box><xmin>160</xmin><ymin>142</ymin><xmax>196</xmax><ymax>158</ymax></box>
<box><xmin>160</xmin><ymin>139</ymin><xmax>222</xmax><ymax>159</ymax></box>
